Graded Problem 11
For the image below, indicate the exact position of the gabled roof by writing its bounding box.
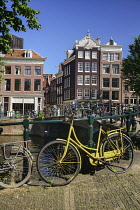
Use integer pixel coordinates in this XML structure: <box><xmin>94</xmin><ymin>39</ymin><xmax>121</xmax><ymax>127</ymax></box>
<box><xmin>73</xmin><ymin>32</ymin><xmax>100</xmax><ymax>49</ymax></box>
<box><xmin>2</xmin><ymin>49</ymin><xmax>44</xmax><ymax>59</ymax></box>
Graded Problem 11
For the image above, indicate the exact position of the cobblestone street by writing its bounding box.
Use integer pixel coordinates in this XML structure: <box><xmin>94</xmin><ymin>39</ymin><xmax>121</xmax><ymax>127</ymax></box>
<box><xmin>0</xmin><ymin>150</ymin><xmax>140</xmax><ymax>210</ymax></box>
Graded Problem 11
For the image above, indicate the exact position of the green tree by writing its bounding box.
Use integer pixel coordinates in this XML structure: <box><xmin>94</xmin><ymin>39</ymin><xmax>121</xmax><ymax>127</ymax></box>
<box><xmin>0</xmin><ymin>0</ymin><xmax>41</xmax><ymax>54</ymax></box>
<box><xmin>122</xmin><ymin>35</ymin><xmax>140</xmax><ymax>96</ymax></box>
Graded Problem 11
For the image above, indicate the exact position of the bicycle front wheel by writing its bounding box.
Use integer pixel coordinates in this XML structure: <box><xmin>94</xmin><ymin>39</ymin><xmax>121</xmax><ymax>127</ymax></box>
<box><xmin>37</xmin><ymin>140</ymin><xmax>81</xmax><ymax>186</ymax></box>
<box><xmin>0</xmin><ymin>144</ymin><xmax>32</xmax><ymax>189</ymax></box>
<box><xmin>103</xmin><ymin>133</ymin><xmax>134</xmax><ymax>173</ymax></box>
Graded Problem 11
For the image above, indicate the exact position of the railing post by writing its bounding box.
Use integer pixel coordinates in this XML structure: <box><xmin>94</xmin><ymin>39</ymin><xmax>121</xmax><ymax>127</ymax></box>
<box><xmin>110</xmin><ymin>106</ymin><xmax>112</xmax><ymax>124</ymax></box>
<box><xmin>88</xmin><ymin>115</ymin><xmax>94</xmax><ymax>148</ymax></box>
<box><xmin>23</xmin><ymin>118</ymin><xmax>29</xmax><ymax>147</ymax></box>
<box><xmin>125</xmin><ymin>111</ymin><xmax>131</xmax><ymax>136</ymax></box>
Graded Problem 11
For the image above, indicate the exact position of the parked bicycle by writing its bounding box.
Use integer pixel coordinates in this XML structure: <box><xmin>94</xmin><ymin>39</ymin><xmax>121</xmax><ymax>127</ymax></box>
<box><xmin>37</xmin><ymin>115</ymin><xmax>134</xmax><ymax>186</ymax></box>
<box><xmin>0</xmin><ymin>115</ymin><xmax>134</xmax><ymax>189</ymax></box>
<box><xmin>0</xmin><ymin>128</ymin><xmax>33</xmax><ymax>189</ymax></box>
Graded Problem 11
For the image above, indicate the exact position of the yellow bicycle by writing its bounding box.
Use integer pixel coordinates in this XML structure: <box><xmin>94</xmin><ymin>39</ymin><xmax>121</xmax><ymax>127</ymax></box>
<box><xmin>37</xmin><ymin>117</ymin><xmax>134</xmax><ymax>186</ymax></box>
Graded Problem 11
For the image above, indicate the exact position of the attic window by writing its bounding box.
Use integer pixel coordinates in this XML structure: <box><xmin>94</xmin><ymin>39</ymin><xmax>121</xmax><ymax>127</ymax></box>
<box><xmin>24</xmin><ymin>50</ymin><xmax>32</xmax><ymax>58</ymax></box>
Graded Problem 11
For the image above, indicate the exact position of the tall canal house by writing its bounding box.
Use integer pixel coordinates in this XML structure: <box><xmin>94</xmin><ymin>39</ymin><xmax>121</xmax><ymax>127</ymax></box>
<box><xmin>47</xmin><ymin>32</ymin><xmax>123</xmax><ymax>111</ymax></box>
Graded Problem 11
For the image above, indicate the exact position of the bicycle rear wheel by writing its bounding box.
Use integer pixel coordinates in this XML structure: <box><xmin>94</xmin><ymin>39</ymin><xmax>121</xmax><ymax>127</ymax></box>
<box><xmin>103</xmin><ymin>133</ymin><xmax>134</xmax><ymax>173</ymax></box>
<box><xmin>0</xmin><ymin>144</ymin><xmax>32</xmax><ymax>189</ymax></box>
<box><xmin>37</xmin><ymin>140</ymin><xmax>81</xmax><ymax>186</ymax></box>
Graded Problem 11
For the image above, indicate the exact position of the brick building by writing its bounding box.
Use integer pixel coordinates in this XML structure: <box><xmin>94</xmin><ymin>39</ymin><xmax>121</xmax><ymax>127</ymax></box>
<box><xmin>0</xmin><ymin>49</ymin><xmax>46</xmax><ymax>116</ymax></box>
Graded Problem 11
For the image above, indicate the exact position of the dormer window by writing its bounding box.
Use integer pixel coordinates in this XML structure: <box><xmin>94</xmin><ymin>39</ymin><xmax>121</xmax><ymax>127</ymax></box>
<box><xmin>24</xmin><ymin>50</ymin><xmax>32</xmax><ymax>58</ymax></box>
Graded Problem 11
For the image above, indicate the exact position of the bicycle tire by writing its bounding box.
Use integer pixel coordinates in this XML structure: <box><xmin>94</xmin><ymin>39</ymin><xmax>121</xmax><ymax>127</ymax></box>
<box><xmin>103</xmin><ymin>133</ymin><xmax>134</xmax><ymax>173</ymax></box>
<box><xmin>0</xmin><ymin>144</ymin><xmax>32</xmax><ymax>189</ymax></box>
<box><xmin>37</xmin><ymin>140</ymin><xmax>81</xmax><ymax>186</ymax></box>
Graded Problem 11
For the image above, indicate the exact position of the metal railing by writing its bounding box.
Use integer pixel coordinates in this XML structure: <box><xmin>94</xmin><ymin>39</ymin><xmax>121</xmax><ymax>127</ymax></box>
<box><xmin>0</xmin><ymin>111</ymin><xmax>139</xmax><ymax>148</ymax></box>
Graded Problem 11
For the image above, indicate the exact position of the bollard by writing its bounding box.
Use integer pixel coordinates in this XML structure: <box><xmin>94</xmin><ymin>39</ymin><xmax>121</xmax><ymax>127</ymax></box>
<box><xmin>125</xmin><ymin>111</ymin><xmax>131</xmax><ymax>136</ymax></box>
<box><xmin>88</xmin><ymin>115</ymin><xmax>94</xmax><ymax>148</ymax></box>
<box><xmin>23</xmin><ymin>118</ymin><xmax>29</xmax><ymax>148</ymax></box>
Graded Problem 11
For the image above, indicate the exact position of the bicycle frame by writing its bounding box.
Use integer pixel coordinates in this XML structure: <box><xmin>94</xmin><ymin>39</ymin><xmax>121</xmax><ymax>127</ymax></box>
<box><xmin>56</xmin><ymin>120</ymin><xmax>124</xmax><ymax>165</ymax></box>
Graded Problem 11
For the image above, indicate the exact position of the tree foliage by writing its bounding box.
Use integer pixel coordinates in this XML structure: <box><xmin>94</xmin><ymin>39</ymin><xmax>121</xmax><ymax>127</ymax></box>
<box><xmin>0</xmin><ymin>0</ymin><xmax>41</xmax><ymax>54</ymax></box>
<box><xmin>122</xmin><ymin>35</ymin><xmax>140</xmax><ymax>96</ymax></box>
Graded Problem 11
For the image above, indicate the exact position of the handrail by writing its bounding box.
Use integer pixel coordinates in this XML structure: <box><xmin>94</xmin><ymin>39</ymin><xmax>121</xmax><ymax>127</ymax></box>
<box><xmin>0</xmin><ymin>111</ymin><xmax>140</xmax><ymax>148</ymax></box>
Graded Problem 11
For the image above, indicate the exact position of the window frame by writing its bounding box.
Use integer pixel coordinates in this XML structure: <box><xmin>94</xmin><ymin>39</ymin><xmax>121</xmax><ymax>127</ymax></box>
<box><xmin>4</xmin><ymin>79</ymin><xmax>11</xmax><ymax>91</ymax></box>
<box><xmin>77</xmin><ymin>75</ymin><xmax>83</xmax><ymax>85</ymax></box>
<box><xmin>14</xmin><ymin>79</ymin><xmax>21</xmax><ymax>91</ymax></box>
<box><xmin>91</xmin><ymin>75</ymin><xmax>97</xmax><ymax>85</ymax></box>
<box><xmin>102</xmin><ymin>64</ymin><xmax>110</xmax><ymax>74</ymax></box>
<box><xmin>24</xmin><ymin>79</ymin><xmax>31</xmax><ymax>91</ymax></box>
<box><xmin>78</xmin><ymin>62</ymin><xmax>83</xmax><ymax>72</ymax></box>
<box><xmin>34</xmin><ymin>66</ymin><xmax>41</xmax><ymax>75</ymax></box>
<box><xmin>103</xmin><ymin>78</ymin><xmax>110</xmax><ymax>88</ymax></box>
<box><xmin>85</xmin><ymin>62</ymin><xmax>90</xmax><ymax>72</ymax></box>
<box><xmin>92</xmin><ymin>51</ymin><xmax>97</xmax><ymax>59</ymax></box>
<box><xmin>85</xmin><ymin>51</ymin><xmax>90</xmax><ymax>59</ymax></box>
<box><xmin>25</xmin><ymin>66</ymin><xmax>31</xmax><ymax>75</ymax></box>
<box><xmin>112</xmin><ymin>78</ymin><xmax>119</xmax><ymax>88</ymax></box>
<box><xmin>78</xmin><ymin>51</ymin><xmax>83</xmax><ymax>58</ymax></box>
<box><xmin>85</xmin><ymin>75</ymin><xmax>90</xmax><ymax>85</ymax></box>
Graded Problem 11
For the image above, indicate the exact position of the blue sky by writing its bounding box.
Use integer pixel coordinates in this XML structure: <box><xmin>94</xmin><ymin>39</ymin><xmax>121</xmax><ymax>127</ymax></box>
<box><xmin>9</xmin><ymin>0</ymin><xmax>140</xmax><ymax>75</ymax></box>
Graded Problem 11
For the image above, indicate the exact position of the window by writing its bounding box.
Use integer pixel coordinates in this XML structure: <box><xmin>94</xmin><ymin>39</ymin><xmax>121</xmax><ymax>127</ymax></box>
<box><xmin>77</xmin><ymin>75</ymin><xmax>83</xmax><ymax>85</ymax></box>
<box><xmin>15</xmin><ymin>66</ymin><xmax>21</xmax><ymax>75</ymax></box>
<box><xmin>69</xmin><ymin>65</ymin><xmax>70</xmax><ymax>74</ymax></box>
<box><xmin>103</xmin><ymin>53</ymin><xmax>108</xmax><ymax>60</ymax></box>
<box><xmin>114</xmin><ymin>53</ymin><xmax>120</xmax><ymax>61</ymax></box>
<box><xmin>91</xmin><ymin>89</ymin><xmax>97</xmax><ymax>99</ymax></box>
<box><xmin>112</xmin><ymin>78</ymin><xmax>119</xmax><ymax>88</ymax></box>
<box><xmin>34</xmin><ymin>79</ymin><xmax>41</xmax><ymax>91</ymax></box>
<box><xmin>112</xmin><ymin>91</ymin><xmax>119</xmax><ymax>100</ymax></box>
<box><xmin>124</xmin><ymin>98</ymin><xmax>128</xmax><ymax>104</ymax></box>
<box><xmin>77</xmin><ymin>89</ymin><xmax>83</xmax><ymax>98</ymax></box>
<box><xmin>91</xmin><ymin>75</ymin><xmax>97</xmax><ymax>85</ymax></box>
<box><xmin>85</xmin><ymin>51</ymin><xmax>90</xmax><ymax>59</ymax></box>
<box><xmin>35</xmin><ymin>66</ymin><xmax>41</xmax><ymax>75</ymax></box>
<box><xmin>103</xmin><ymin>78</ymin><xmax>110</xmax><ymax>87</ymax></box>
<box><xmin>78</xmin><ymin>62</ymin><xmax>83</xmax><ymax>72</ymax></box>
<box><xmin>103</xmin><ymin>91</ymin><xmax>109</xmax><ymax>100</ymax></box>
<box><xmin>84</xmin><ymin>89</ymin><xmax>90</xmax><ymax>98</ymax></box>
<box><xmin>68</xmin><ymin>77</ymin><xmax>70</xmax><ymax>87</ymax></box>
<box><xmin>92</xmin><ymin>62</ymin><xmax>97</xmax><ymax>72</ymax></box>
<box><xmin>4</xmin><ymin>79</ymin><xmax>11</xmax><ymax>91</ymax></box>
<box><xmin>102</xmin><ymin>53</ymin><xmax>120</xmax><ymax>61</ymax></box>
<box><xmin>130</xmin><ymin>98</ymin><xmax>137</xmax><ymax>104</ymax></box>
<box><xmin>109</xmin><ymin>53</ymin><xmax>114</xmax><ymax>61</ymax></box>
<box><xmin>103</xmin><ymin>64</ymin><xmax>110</xmax><ymax>74</ymax></box>
<box><xmin>112</xmin><ymin>64</ymin><xmax>119</xmax><ymax>74</ymax></box>
<box><xmin>24</xmin><ymin>50</ymin><xmax>32</xmax><ymax>58</ymax></box>
<box><xmin>5</xmin><ymin>66</ymin><xmax>11</xmax><ymax>74</ymax></box>
<box><xmin>24</xmin><ymin>79</ymin><xmax>31</xmax><ymax>91</ymax></box>
<box><xmin>15</xmin><ymin>79</ymin><xmax>21</xmax><ymax>91</ymax></box>
<box><xmin>85</xmin><ymin>62</ymin><xmax>90</xmax><ymax>72</ymax></box>
<box><xmin>25</xmin><ymin>66</ymin><xmax>31</xmax><ymax>75</ymax></box>
<box><xmin>85</xmin><ymin>75</ymin><xmax>90</xmax><ymax>85</ymax></box>
<box><xmin>92</xmin><ymin>51</ymin><xmax>97</xmax><ymax>59</ymax></box>
<box><xmin>78</xmin><ymin>51</ymin><xmax>83</xmax><ymax>58</ymax></box>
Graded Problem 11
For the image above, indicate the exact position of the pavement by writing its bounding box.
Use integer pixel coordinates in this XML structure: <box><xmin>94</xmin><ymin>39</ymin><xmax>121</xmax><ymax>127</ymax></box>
<box><xmin>0</xmin><ymin>150</ymin><xmax>140</xmax><ymax>210</ymax></box>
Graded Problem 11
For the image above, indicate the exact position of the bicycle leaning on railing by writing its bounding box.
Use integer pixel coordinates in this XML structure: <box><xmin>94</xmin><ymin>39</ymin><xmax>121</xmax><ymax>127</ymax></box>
<box><xmin>37</xmin><ymin>115</ymin><xmax>134</xmax><ymax>187</ymax></box>
<box><xmin>0</xmin><ymin>115</ymin><xmax>135</xmax><ymax>189</ymax></box>
<box><xmin>0</xmin><ymin>127</ymin><xmax>33</xmax><ymax>189</ymax></box>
